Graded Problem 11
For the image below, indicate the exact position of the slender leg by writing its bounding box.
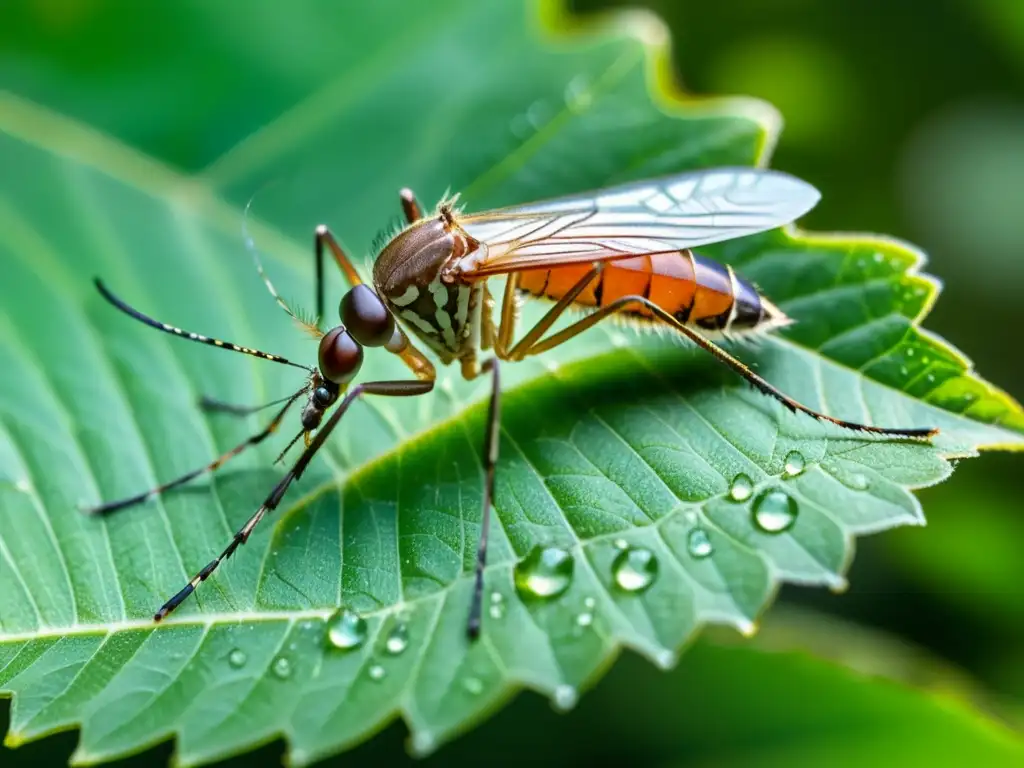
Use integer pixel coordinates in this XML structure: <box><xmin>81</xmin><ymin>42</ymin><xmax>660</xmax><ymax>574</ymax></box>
<box><xmin>504</xmin><ymin>266</ymin><xmax>601</xmax><ymax>360</ymax></box>
<box><xmin>507</xmin><ymin>292</ymin><xmax>936</xmax><ymax>439</ymax></box>
<box><xmin>400</xmin><ymin>188</ymin><xmax>423</xmax><ymax>223</ymax></box>
<box><xmin>198</xmin><ymin>393</ymin><xmax>299</xmax><ymax>417</ymax></box>
<box><xmin>153</xmin><ymin>377</ymin><xmax>436</xmax><ymax>622</ymax></box>
<box><xmin>85</xmin><ymin>390</ymin><xmax>305</xmax><ymax>516</ymax></box>
<box><xmin>493</xmin><ymin>272</ymin><xmax>521</xmax><ymax>356</ymax></box>
<box><xmin>313</xmin><ymin>187</ymin><xmax>420</xmax><ymax>319</ymax></box>
<box><xmin>466</xmin><ymin>358</ymin><xmax>501</xmax><ymax>639</ymax></box>
<box><xmin>315</xmin><ymin>226</ymin><xmax>364</xmax><ymax>324</ymax></box>
<box><xmin>383</xmin><ymin>323</ymin><xmax>438</xmax><ymax>383</ymax></box>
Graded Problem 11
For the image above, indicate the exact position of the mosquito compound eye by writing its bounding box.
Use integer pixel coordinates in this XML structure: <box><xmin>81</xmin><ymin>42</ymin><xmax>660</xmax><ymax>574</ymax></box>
<box><xmin>312</xmin><ymin>385</ymin><xmax>334</xmax><ymax>408</ymax></box>
<box><xmin>318</xmin><ymin>327</ymin><xmax>363</xmax><ymax>384</ymax></box>
<box><xmin>340</xmin><ymin>284</ymin><xmax>395</xmax><ymax>347</ymax></box>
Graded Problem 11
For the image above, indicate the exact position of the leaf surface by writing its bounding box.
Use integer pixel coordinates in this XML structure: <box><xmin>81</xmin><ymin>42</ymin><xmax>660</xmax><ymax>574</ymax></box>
<box><xmin>1</xmin><ymin>2</ymin><xmax>1022</xmax><ymax>765</ymax></box>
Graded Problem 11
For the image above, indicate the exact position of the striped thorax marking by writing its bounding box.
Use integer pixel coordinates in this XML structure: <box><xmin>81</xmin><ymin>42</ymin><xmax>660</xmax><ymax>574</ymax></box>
<box><xmin>373</xmin><ymin>210</ymin><xmax>484</xmax><ymax>363</ymax></box>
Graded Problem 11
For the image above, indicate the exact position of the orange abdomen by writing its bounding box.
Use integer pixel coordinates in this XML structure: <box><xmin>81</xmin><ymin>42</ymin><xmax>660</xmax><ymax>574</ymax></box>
<box><xmin>518</xmin><ymin>251</ymin><xmax>766</xmax><ymax>331</ymax></box>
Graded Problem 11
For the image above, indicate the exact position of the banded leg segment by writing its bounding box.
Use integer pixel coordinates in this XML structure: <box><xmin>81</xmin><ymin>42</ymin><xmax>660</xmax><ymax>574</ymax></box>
<box><xmin>153</xmin><ymin>377</ymin><xmax>435</xmax><ymax>622</ymax></box>
<box><xmin>85</xmin><ymin>390</ymin><xmax>305</xmax><ymax>516</ymax></box>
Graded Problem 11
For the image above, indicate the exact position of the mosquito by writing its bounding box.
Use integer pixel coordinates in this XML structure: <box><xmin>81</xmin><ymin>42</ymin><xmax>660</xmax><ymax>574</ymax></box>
<box><xmin>88</xmin><ymin>166</ymin><xmax>937</xmax><ymax>639</ymax></box>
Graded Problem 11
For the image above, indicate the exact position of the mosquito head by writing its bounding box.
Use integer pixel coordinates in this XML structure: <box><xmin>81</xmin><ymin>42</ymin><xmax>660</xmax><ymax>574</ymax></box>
<box><xmin>300</xmin><ymin>367</ymin><xmax>345</xmax><ymax>432</ymax></box>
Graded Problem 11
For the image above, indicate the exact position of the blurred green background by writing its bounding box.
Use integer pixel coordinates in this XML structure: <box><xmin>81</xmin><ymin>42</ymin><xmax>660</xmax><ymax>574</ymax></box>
<box><xmin>2</xmin><ymin>0</ymin><xmax>1022</xmax><ymax>765</ymax></box>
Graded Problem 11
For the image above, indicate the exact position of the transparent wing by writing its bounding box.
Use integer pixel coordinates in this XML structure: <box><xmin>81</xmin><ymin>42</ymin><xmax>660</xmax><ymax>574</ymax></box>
<box><xmin>458</xmin><ymin>167</ymin><xmax>820</xmax><ymax>276</ymax></box>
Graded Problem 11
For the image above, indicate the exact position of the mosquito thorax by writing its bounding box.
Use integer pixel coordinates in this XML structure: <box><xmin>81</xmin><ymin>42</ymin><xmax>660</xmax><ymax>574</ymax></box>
<box><xmin>372</xmin><ymin>217</ymin><xmax>453</xmax><ymax>298</ymax></box>
<box><xmin>371</xmin><ymin>215</ymin><xmax>481</xmax><ymax>362</ymax></box>
<box><xmin>318</xmin><ymin>326</ymin><xmax>363</xmax><ymax>384</ymax></box>
<box><xmin>340</xmin><ymin>284</ymin><xmax>395</xmax><ymax>347</ymax></box>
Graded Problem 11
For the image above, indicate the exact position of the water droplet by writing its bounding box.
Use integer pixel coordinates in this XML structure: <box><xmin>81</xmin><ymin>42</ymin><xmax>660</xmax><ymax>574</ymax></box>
<box><xmin>654</xmin><ymin>649</ymin><xmax>675</xmax><ymax>669</ymax></box>
<box><xmin>514</xmin><ymin>545</ymin><xmax>575</xmax><ymax>600</ymax></box>
<box><xmin>510</xmin><ymin>114</ymin><xmax>532</xmax><ymax>138</ymax></box>
<box><xmin>682</xmin><ymin>509</ymin><xmax>698</xmax><ymax>526</ymax></box>
<box><xmin>686</xmin><ymin>527</ymin><xmax>714</xmax><ymax>559</ymax></box>
<box><xmin>872</xmin><ymin>252</ymin><xmax>884</xmax><ymax>263</ymax></box>
<box><xmin>526</xmin><ymin>100</ymin><xmax>550</xmax><ymax>129</ymax></box>
<box><xmin>553</xmin><ymin>684</ymin><xmax>578</xmax><ymax>711</ymax></box>
<box><xmin>920</xmin><ymin>355</ymin><xmax>930</xmax><ymax>365</ymax></box>
<box><xmin>576</xmin><ymin>611</ymin><xmax>593</xmax><ymax>627</ymax></box>
<box><xmin>783</xmin><ymin>450</ymin><xmax>805</xmax><ymax>478</ymax></box>
<box><xmin>613</xmin><ymin>537</ymin><xmax>628</xmax><ymax>550</ymax></box>
<box><xmin>906</xmin><ymin>348</ymin><xmax>915</xmax><ymax>358</ymax></box>
<box><xmin>829</xmin><ymin>574</ymin><xmax>850</xmax><ymax>594</ymax></box>
<box><xmin>490</xmin><ymin>591</ymin><xmax>503</xmax><ymax>604</ymax></box>
<box><xmin>369</xmin><ymin>664</ymin><xmax>386</xmax><ymax>681</ymax></box>
<box><xmin>326</xmin><ymin>608</ymin><xmax>368</xmax><ymax>651</ymax></box>
<box><xmin>463</xmin><ymin>676</ymin><xmax>484</xmax><ymax>695</ymax></box>
<box><xmin>899</xmin><ymin>365</ymin><xmax>909</xmax><ymax>377</ymax></box>
<box><xmin>385</xmin><ymin>622</ymin><xmax>409</xmax><ymax>655</ymax></box>
<box><xmin>14</xmin><ymin>479</ymin><xmax>31</xmax><ymax>493</ymax></box>
<box><xmin>751</xmin><ymin>489</ymin><xmax>799</xmax><ymax>534</ymax></box>
<box><xmin>926</xmin><ymin>374</ymin><xmax>936</xmax><ymax>384</ymax></box>
<box><xmin>848</xmin><ymin>473</ymin><xmax>869</xmax><ymax>491</ymax></box>
<box><xmin>583</xmin><ymin>596</ymin><xmax>596</xmax><ymax>610</ymax></box>
<box><xmin>564</xmin><ymin>74</ymin><xmax>592</xmax><ymax>111</ymax></box>
<box><xmin>738</xmin><ymin>618</ymin><xmax>759</xmax><ymax>637</ymax></box>
<box><xmin>729</xmin><ymin>473</ymin><xmax>753</xmax><ymax>501</ymax></box>
<box><xmin>489</xmin><ymin>602</ymin><xmax>505</xmax><ymax>620</ymax></box>
<box><xmin>611</xmin><ymin>546</ymin><xmax>659</xmax><ymax>593</ymax></box>
<box><xmin>410</xmin><ymin>731</ymin><xmax>436</xmax><ymax>756</ymax></box>
<box><xmin>272</xmin><ymin>656</ymin><xmax>292</xmax><ymax>679</ymax></box>
<box><xmin>228</xmin><ymin>648</ymin><xmax>247</xmax><ymax>669</ymax></box>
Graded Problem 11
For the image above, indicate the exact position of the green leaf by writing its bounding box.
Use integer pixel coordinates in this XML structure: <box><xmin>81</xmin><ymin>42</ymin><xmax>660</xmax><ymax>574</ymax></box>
<box><xmin>6</xmin><ymin>613</ymin><xmax>1022</xmax><ymax>767</ymax></box>
<box><xmin>1</xmin><ymin>2</ymin><xmax>1022</xmax><ymax>766</ymax></box>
